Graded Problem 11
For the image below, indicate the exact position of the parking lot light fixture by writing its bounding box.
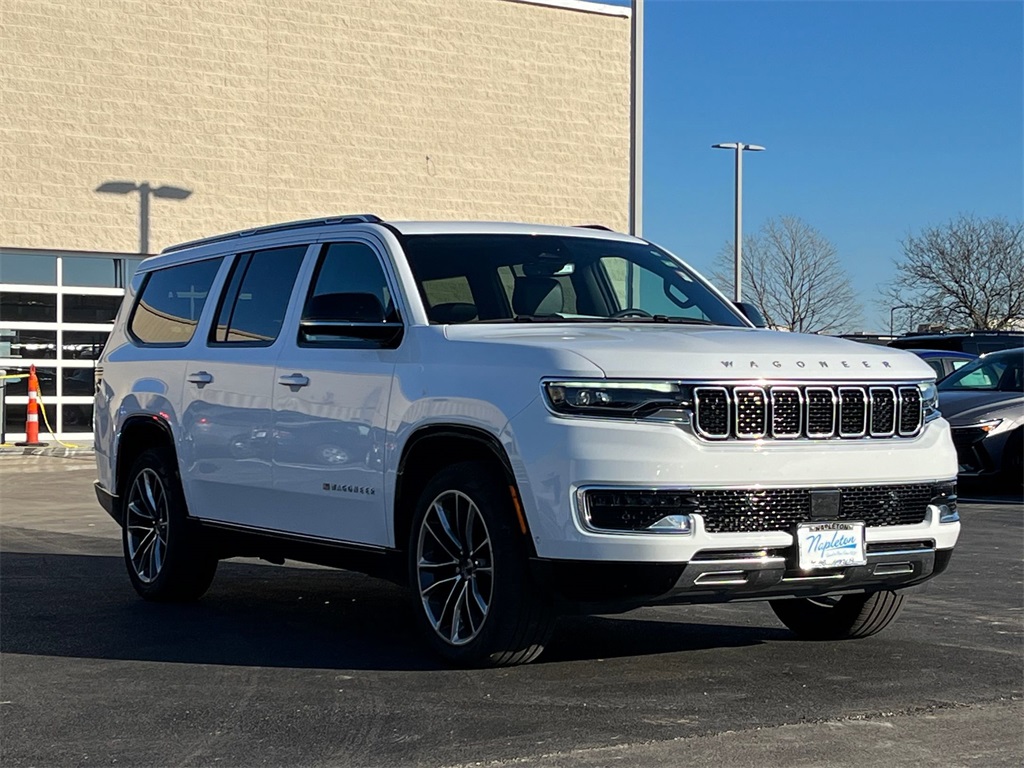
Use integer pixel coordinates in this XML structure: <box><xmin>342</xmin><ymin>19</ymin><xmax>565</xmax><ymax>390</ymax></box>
<box><xmin>712</xmin><ymin>142</ymin><xmax>765</xmax><ymax>303</ymax></box>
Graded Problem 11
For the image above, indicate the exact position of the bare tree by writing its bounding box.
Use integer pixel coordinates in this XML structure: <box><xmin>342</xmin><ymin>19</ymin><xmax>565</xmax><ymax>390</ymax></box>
<box><xmin>882</xmin><ymin>215</ymin><xmax>1024</xmax><ymax>332</ymax></box>
<box><xmin>713</xmin><ymin>216</ymin><xmax>862</xmax><ymax>333</ymax></box>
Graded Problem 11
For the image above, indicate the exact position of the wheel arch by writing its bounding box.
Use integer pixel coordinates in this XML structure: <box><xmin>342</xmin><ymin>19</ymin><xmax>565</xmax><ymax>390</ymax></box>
<box><xmin>113</xmin><ymin>414</ymin><xmax>177</xmax><ymax>524</ymax></box>
<box><xmin>393</xmin><ymin>425</ymin><xmax>535</xmax><ymax>558</ymax></box>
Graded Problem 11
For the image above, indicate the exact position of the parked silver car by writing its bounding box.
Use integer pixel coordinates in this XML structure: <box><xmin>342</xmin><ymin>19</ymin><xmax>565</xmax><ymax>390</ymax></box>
<box><xmin>938</xmin><ymin>348</ymin><xmax>1024</xmax><ymax>488</ymax></box>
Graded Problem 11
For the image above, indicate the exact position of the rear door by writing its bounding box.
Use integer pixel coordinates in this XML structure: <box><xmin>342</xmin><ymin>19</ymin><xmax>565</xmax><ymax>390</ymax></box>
<box><xmin>271</xmin><ymin>239</ymin><xmax>401</xmax><ymax>545</ymax></box>
<box><xmin>179</xmin><ymin>244</ymin><xmax>309</xmax><ymax>526</ymax></box>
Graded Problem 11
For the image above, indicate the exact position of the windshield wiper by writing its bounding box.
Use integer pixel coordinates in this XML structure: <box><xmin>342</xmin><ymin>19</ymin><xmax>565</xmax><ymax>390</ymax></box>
<box><xmin>612</xmin><ymin>315</ymin><xmax>715</xmax><ymax>325</ymax></box>
<box><xmin>469</xmin><ymin>315</ymin><xmax>716</xmax><ymax>325</ymax></box>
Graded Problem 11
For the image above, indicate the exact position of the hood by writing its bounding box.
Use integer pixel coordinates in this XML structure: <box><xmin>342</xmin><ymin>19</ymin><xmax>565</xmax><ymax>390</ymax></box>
<box><xmin>443</xmin><ymin>324</ymin><xmax>934</xmax><ymax>381</ymax></box>
<box><xmin>936</xmin><ymin>389</ymin><xmax>1024</xmax><ymax>425</ymax></box>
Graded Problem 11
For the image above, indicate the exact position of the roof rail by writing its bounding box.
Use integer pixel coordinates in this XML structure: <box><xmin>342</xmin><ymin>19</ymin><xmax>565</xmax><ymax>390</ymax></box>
<box><xmin>161</xmin><ymin>214</ymin><xmax>384</xmax><ymax>254</ymax></box>
<box><xmin>575</xmin><ymin>224</ymin><xmax>615</xmax><ymax>231</ymax></box>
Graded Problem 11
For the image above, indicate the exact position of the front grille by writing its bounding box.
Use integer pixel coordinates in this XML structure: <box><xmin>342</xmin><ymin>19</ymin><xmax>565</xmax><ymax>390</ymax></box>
<box><xmin>694</xmin><ymin>483</ymin><xmax>937</xmax><ymax>533</ymax></box>
<box><xmin>581</xmin><ymin>483</ymin><xmax>947</xmax><ymax>534</ymax></box>
<box><xmin>693</xmin><ymin>384</ymin><xmax>923</xmax><ymax>440</ymax></box>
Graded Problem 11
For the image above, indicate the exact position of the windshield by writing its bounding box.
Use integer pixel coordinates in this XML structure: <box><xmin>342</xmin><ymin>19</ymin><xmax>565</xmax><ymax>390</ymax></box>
<box><xmin>938</xmin><ymin>349</ymin><xmax>1023</xmax><ymax>392</ymax></box>
<box><xmin>400</xmin><ymin>234</ymin><xmax>748</xmax><ymax>327</ymax></box>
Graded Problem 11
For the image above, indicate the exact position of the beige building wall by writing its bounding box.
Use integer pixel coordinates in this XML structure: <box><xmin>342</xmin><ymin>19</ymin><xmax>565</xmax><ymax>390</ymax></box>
<box><xmin>0</xmin><ymin>0</ymin><xmax>630</xmax><ymax>255</ymax></box>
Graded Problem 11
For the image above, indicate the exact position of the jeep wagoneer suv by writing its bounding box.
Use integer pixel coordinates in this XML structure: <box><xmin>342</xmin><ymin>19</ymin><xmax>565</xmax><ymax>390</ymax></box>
<box><xmin>94</xmin><ymin>216</ymin><xmax>960</xmax><ymax>666</ymax></box>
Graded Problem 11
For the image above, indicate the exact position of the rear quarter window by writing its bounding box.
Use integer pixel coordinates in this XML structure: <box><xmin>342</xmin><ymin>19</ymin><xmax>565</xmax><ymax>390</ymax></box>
<box><xmin>129</xmin><ymin>258</ymin><xmax>223</xmax><ymax>345</ymax></box>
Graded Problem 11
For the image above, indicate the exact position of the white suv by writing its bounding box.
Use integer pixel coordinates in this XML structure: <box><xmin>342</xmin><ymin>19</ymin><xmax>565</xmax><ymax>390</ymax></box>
<box><xmin>93</xmin><ymin>216</ymin><xmax>960</xmax><ymax>666</ymax></box>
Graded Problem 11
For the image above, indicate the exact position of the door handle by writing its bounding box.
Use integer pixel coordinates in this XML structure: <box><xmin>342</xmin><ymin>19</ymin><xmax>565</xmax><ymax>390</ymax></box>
<box><xmin>187</xmin><ymin>371</ymin><xmax>213</xmax><ymax>385</ymax></box>
<box><xmin>277</xmin><ymin>373</ymin><xmax>310</xmax><ymax>388</ymax></box>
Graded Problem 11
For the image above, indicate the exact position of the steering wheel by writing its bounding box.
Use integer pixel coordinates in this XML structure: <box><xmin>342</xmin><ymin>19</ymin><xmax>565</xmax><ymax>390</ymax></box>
<box><xmin>611</xmin><ymin>308</ymin><xmax>654</xmax><ymax>319</ymax></box>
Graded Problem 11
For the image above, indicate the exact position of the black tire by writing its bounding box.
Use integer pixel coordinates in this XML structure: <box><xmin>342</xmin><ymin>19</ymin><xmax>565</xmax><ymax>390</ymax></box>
<box><xmin>121</xmin><ymin>447</ymin><xmax>217</xmax><ymax>602</ymax></box>
<box><xmin>1002</xmin><ymin>429</ymin><xmax>1023</xmax><ymax>492</ymax></box>
<box><xmin>408</xmin><ymin>461</ymin><xmax>554</xmax><ymax>667</ymax></box>
<box><xmin>770</xmin><ymin>590</ymin><xmax>904</xmax><ymax>640</ymax></box>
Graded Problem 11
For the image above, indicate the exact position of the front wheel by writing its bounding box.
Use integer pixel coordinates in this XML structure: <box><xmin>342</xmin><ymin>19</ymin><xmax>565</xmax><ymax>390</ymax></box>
<box><xmin>770</xmin><ymin>590</ymin><xmax>904</xmax><ymax>640</ymax></box>
<box><xmin>122</xmin><ymin>447</ymin><xmax>218</xmax><ymax>602</ymax></box>
<box><xmin>409</xmin><ymin>461</ymin><xmax>553</xmax><ymax>667</ymax></box>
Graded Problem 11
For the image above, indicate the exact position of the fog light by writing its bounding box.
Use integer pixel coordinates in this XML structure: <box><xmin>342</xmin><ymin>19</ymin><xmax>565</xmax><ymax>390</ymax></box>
<box><xmin>646</xmin><ymin>514</ymin><xmax>693</xmax><ymax>533</ymax></box>
<box><xmin>929</xmin><ymin>503</ymin><xmax>960</xmax><ymax>524</ymax></box>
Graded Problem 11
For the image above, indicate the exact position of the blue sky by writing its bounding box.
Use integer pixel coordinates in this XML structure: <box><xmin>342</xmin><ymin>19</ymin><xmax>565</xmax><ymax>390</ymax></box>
<box><xmin>602</xmin><ymin>0</ymin><xmax>1023</xmax><ymax>331</ymax></box>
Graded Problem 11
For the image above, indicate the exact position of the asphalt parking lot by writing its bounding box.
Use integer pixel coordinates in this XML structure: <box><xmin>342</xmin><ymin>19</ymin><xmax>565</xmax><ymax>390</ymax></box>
<box><xmin>1</xmin><ymin>455</ymin><xmax>1021</xmax><ymax>767</ymax></box>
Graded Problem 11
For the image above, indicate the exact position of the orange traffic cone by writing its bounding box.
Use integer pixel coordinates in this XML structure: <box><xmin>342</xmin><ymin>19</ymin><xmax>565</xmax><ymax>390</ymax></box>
<box><xmin>15</xmin><ymin>364</ymin><xmax>47</xmax><ymax>447</ymax></box>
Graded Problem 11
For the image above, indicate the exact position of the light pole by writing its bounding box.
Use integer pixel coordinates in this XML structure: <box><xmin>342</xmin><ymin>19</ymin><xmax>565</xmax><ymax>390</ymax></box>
<box><xmin>629</xmin><ymin>0</ymin><xmax>644</xmax><ymax>237</ymax></box>
<box><xmin>889</xmin><ymin>304</ymin><xmax>912</xmax><ymax>337</ymax></box>
<box><xmin>712</xmin><ymin>142</ymin><xmax>765</xmax><ymax>302</ymax></box>
<box><xmin>95</xmin><ymin>181</ymin><xmax>192</xmax><ymax>254</ymax></box>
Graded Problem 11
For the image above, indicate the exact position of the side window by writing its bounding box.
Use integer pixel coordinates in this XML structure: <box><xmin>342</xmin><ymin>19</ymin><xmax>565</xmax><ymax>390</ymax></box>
<box><xmin>299</xmin><ymin>242</ymin><xmax>400</xmax><ymax>347</ymax></box>
<box><xmin>210</xmin><ymin>245</ymin><xmax>307</xmax><ymax>345</ymax></box>
<box><xmin>129</xmin><ymin>258</ymin><xmax>223</xmax><ymax>345</ymax></box>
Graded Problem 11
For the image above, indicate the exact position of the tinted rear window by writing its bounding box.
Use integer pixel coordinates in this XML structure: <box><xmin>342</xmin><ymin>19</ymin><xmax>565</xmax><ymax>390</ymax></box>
<box><xmin>130</xmin><ymin>258</ymin><xmax>223</xmax><ymax>345</ymax></box>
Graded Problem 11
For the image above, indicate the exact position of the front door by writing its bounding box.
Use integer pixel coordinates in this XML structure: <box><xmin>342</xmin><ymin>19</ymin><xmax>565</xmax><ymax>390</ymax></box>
<box><xmin>271</xmin><ymin>240</ymin><xmax>400</xmax><ymax>546</ymax></box>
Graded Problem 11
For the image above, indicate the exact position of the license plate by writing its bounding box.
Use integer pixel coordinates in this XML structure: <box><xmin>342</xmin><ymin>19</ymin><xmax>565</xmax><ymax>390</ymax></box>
<box><xmin>796</xmin><ymin>521</ymin><xmax>866</xmax><ymax>570</ymax></box>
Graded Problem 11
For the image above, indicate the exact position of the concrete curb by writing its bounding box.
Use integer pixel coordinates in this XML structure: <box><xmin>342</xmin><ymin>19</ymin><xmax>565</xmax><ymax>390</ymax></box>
<box><xmin>0</xmin><ymin>445</ymin><xmax>94</xmax><ymax>458</ymax></box>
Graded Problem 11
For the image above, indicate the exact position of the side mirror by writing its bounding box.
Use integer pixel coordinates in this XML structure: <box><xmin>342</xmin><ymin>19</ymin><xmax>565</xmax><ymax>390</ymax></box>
<box><xmin>300</xmin><ymin>292</ymin><xmax>403</xmax><ymax>347</ymax></box>
<box><xmin>734</xmin><ymin>301</ymin><xmax>768</xmax><ymax>328</ymax></box>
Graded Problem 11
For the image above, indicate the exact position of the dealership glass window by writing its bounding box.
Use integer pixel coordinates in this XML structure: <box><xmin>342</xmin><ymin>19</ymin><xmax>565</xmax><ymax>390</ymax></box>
<box><xmin>3</xmin><ymin>404</ymin><xmax>27</xmax><ymax>437</ymax></box>
<box><xmin>62</xmin><ymin>256</ymin><xmax>120</xmax><ymax>288</ymax></box>
<box><xmin>1</xmin><ymin>292</ymin><xmax>58</xmax><ymax>323</ymax></box>
<box><xmin>130</xmin><ymin>258</ymin><xmax>223</xmax><ymax>345</ymax></box>
<box><xmin>212</xmin><ymin>246</ymin><xmax>306</xmax><ymax>344</ymax></box>
<box><xmin>63</xmin><ymin>331</ymin><xmax>109</xmax><ymax>360</ymax></box>
<box><xmin>2</xmin><ymin>367</ymin><xmax>57</xmax><ymax>397</ymax></box>
<box><xmin>62</xmin><ymin>368</ymin><xmax>97</xmax><ymax>397</ymax></box>
<box><xmin>62</xmin><ymin>403</ymin><xmax>94</xmax><ymax>432</ymax></box>
<box><xmin>4</xmin><ymin>329</ymin><xmax>58</xmax><ymax>359</ymax></box>
<box><xmin>62</xmin><ymin>294</ymin><xmax>123</xmax><ymax>324</ymax></box>
<box><xmin>0</xmin><ymin>253</ymin><xmax>57</xmax><ymax>285</ymax></box>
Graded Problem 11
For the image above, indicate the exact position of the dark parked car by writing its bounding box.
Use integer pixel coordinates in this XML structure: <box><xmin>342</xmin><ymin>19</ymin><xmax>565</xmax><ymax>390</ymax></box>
<box><xmin>891</xmin><ymin>330</ymin><xmax>1024</xmax><ymax>355</ymax></box>
<box><xmin>909</xmin><ymin>349</ymin><xmax>978</xmax><ymax>381</ymax></box>
<box><xmin>938</xmin><ymin>348</ymin><xmax>1023</xmax><ymax>488</ymax></box>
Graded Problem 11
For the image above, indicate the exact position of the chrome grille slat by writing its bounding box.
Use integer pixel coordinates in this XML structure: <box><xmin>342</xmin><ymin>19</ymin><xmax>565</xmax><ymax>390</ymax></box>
<box><xmin>693</xmin><ymin>387</ymin><xmax>730</xmax><ymax>439</ymax></box>
<box><xmin>692</xmin><ymin>383</ymin><xmax>925</xmax><ymax>441</ymax></box>
<box><xmin>838</xmin><ymin>386</ymin><xmax>867</xmax><ymax>437</ymax></box>
<box><xmin>734</xmin><ymin>387</ymin><xmax>767</xmax><ymax>438</ymax></box>
<box><xmin>770</xmin><ymin>387</ymin><xmax>802</xmax><ymax>438</ymax></box>
<box><xmin>869</xmin><ymin>387</ymin><xmax>897</xmax><ymax>437</ymax></box>
<box><xmin>805</xmin><ymin>387</ymin><xmax>836</xmax><ymax>438</ymax></box>
<box><xmin>898</xmin><ymin>386</ymin><xmax>923</xmax><ymax>436</ymax></box>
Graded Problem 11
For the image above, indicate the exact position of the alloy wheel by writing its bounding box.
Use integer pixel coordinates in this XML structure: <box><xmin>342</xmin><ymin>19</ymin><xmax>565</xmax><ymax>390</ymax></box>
<box><xmin>125</xmin><ymin>468</ymin><xmax>170</xmax><ymax>583</ymax></box>
<box><xmin>416</xmin><ymin>490</ymin><xmax>494</xmax><ymax>646</ymax></box>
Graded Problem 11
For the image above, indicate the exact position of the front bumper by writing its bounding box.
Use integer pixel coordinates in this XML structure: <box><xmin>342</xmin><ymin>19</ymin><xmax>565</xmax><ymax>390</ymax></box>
<box><xmin>535</xmin><ymin>544</ymin><xmax>953</xmax><ymax>609</ymax></box>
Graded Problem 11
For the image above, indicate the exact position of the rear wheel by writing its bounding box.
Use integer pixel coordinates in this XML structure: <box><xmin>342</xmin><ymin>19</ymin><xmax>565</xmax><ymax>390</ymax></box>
<box><xmin>122</xmin><ymin>447</ymin><xmax>217</xmax><ymax>602</ymax></box>
<box><xmin>1002</xmin><ymin>428</ymin><xmax>1023</xmax><ymax>492</ymax></box>
<box><xmin>409</xmin><ymin>461</ymin><xmax>553</xmax><ymax>667</ymax></box>
<box><xmin>770</xmin><ymin>590</ymin><xmax>904</xmax><ymax>640</ymax></box>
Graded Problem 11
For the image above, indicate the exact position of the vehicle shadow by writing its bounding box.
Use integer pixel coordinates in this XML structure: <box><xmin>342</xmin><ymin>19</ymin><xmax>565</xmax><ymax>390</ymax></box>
<box><xmin>1</xmin><ymin>547</ymin><xmax>786</xmax><ymax>672</ymax></box>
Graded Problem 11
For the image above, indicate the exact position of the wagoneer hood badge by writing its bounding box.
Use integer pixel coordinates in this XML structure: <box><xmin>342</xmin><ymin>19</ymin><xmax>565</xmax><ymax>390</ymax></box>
<box><xmin>445</xmin><ymin>325</ymin><xmax>932</xmax><ymax>380</ymax></box>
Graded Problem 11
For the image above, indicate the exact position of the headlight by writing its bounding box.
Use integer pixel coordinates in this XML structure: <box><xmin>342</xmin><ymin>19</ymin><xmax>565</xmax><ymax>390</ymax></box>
<box><xmin>959</xmin><ymin>418</ymin><xmax>1009</xmax><ymax>435</ymax></box>
<box><xmin>918</xmin><ymin>381</ymin><xmax>940</xmax><ymax>422</ymax></box>
<box><xmin>544</xmin><ymin>380</ymin><xmax>690</xmax><ymax>419</ymax></box>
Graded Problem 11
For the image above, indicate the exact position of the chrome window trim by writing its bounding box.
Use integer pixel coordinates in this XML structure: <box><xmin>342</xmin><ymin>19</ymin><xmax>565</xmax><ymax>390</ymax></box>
<box><xmin>693</xmin><ymin>386</ymin><xmax>731</xmax><ymax>439</ymax></box>
<box><xmin>838</xmin><ymin>386</ymin><xmax>868</xmax><ymax>438</ymax></box>
<box><xmin>805</xmin><ymin>386</ymin><xmax>837</xmax><ymax>439</ymax></box>
<box><xmin>869</xmin><ymin>386</ymin><xmax>897</xmax><ymax>438</ymax></box>
<box><xmin>733</xmin><ymin>386</ymin><xmax>767</xmax><ymax>439</ymax></box>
